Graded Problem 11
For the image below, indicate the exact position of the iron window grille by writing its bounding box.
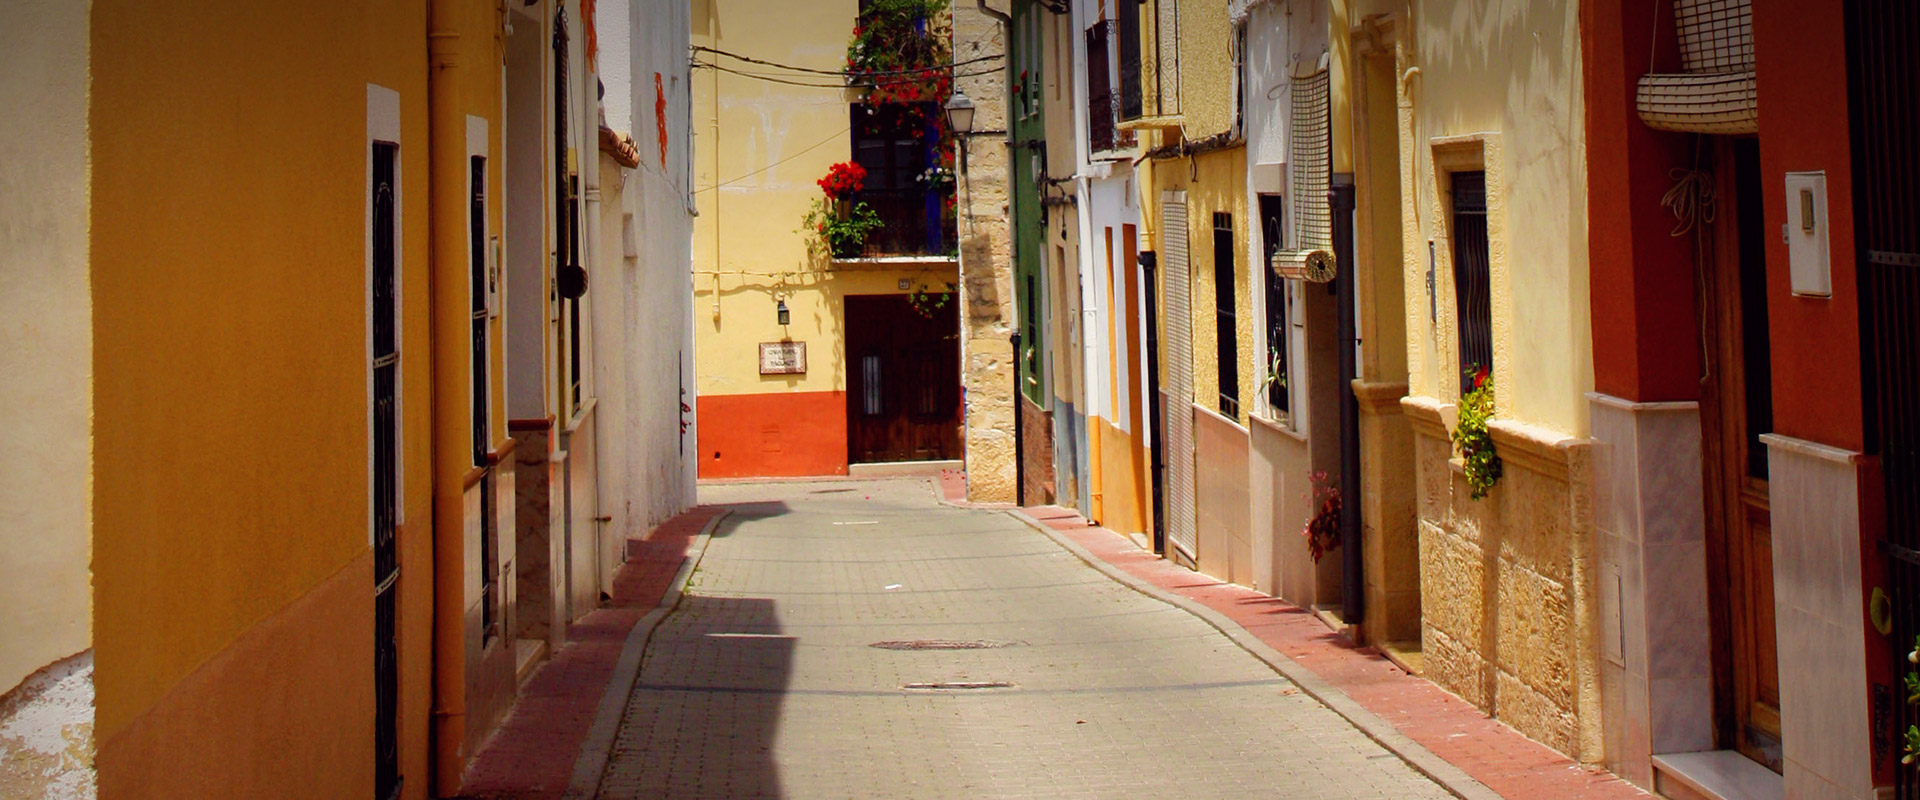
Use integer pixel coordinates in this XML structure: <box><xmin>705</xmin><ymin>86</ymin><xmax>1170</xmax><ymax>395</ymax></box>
<box><xmin>1214</xmin><ymin>212</ymin><xmax>1239</xmax><ymax>420</ymax></box>
<box><xmin>1449</xmin><ymin>171</ymin><xmax>1493</xmax><ymax>394</ymax></box>
<box><xmin>1259</xmin><ymin>194</ymin><xmax>1289</xmax><ymax>419</ymax></box>
<box><xmin>851</xmin><ymin>103</ymin><xmax>954</xmax><ymax>257</ymax></box>
<box><xmin>1848</xmin><ymin>1</ymin><xmax>1920</xmax><ymax>791</ymax></box>
<box><xmin>370</xmin><ymin>141</ymin><xmax>402</xmax><ymax>800</ymax></box>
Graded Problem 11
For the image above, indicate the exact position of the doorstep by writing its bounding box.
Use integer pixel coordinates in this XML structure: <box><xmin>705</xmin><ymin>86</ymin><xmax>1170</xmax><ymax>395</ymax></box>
<box><xmin>1652</xmin><ymin>752</ymin><xmax>1784</xmax><ymax>800</ymax></box>
<box><xmin>848</xmin><ymin>459</ymin><xmax>965</xmax><ymax>478</ymax></box>
<box><xmin>514</xmin><ymin>638</ymin><xmax>548</xmax><ymax>685</ymax></box>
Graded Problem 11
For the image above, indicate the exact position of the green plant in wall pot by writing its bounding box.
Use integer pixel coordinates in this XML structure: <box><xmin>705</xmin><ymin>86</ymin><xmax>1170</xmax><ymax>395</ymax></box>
<box><xmin>801</xmin><ymin>197</ymin><xmax>884</xmax><ymax>260</ymax></box>
<box><xmin>1452</xmin><ymin>366</ymin><xmax>1503</xmax><ymax>501</ymax></box>
<box><xmin>1905</xmin><ymin>635</ymin><xmax>1919</xmax><ymax>767</ymax></box>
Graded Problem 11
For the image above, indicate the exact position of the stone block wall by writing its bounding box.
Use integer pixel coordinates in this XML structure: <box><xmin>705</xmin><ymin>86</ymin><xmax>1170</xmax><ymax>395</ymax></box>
<box><xmin>1407</xmin><ymin>397</ymin><xmax>1602</xmax><ymax>762</ymax></box>
<box><xmin>953</xmin><ymin>3</ymin><xmax>1016</xmax><ymax>503</ymax></box>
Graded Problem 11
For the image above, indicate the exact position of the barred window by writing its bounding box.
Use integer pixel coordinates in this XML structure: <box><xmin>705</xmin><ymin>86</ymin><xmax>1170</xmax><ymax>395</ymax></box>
<box><xmin>1259</xmin><ymin>194</ymin><xmax>1289</xmax><ymax>418</ymax></box>
<box><xmin>1214</xmin><ymin>212</ymin><xmax>1239</xmax><ymax>420</ymax></box>
<box><xmin>1450</xmin><ymin>171</ymin><xmax>1492</xmax><ymax>394</ymax></box>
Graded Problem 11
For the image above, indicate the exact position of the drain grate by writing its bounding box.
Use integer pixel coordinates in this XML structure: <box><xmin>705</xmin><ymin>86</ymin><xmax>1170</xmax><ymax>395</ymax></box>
<box><xmin>870</xmin><ymin>639</ymin><xmax>1023</xmax><ymax>651</ymax></box>
<box><xmin>902</xmin><ymin>681</ymin><xmax>1017</xmax><ymax>690</ymax></box>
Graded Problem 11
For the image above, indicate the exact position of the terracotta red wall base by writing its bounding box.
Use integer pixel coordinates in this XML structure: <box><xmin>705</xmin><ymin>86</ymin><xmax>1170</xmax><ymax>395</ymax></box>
<box><xmin>697</xmin><ymin>391</ymin><xmax>849</xmax><ymax>478</ymax></box>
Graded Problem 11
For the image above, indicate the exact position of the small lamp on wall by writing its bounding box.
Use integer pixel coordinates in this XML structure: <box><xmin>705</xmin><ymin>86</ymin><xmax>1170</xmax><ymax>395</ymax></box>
<box><xmin>776</xmin><ymin>299</ymin><xmax>790</xmax><ymax>326</ymax></box>
<box><xmin>944</xmin><ymin>90</ymin><xmax>976</xmax><ymax>138</ymax></box>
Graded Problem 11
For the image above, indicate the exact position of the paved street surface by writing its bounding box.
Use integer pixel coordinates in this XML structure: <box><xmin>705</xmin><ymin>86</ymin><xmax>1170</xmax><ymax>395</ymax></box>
<box><xmin>596</xmin><ymin>479</ymin><xmax>1453</xmax><ymax>799</ymax></box>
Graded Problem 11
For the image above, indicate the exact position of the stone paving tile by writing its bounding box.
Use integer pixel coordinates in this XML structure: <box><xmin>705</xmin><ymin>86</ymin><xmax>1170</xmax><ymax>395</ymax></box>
<box><xmin>1014</xmin><ymin>502</ymin><xmax>1653</xmax><ymax>800</ymax></box>
<box><xmin>597</xmin><ymin>479</ymin><xmax>1452</xmax><ymax>799</ymax></box>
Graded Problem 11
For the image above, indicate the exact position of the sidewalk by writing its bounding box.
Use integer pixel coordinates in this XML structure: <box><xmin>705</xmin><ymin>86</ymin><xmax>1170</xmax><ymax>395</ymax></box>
<box><xmin>459</xmin><ymin>505</ymin><xmax>727</xmax><ymax>800</ymax></box>
<box><xmin>1000</xmin><ymin>496</ymin><xmax>1650</xmax><ymax>800</ymax></box>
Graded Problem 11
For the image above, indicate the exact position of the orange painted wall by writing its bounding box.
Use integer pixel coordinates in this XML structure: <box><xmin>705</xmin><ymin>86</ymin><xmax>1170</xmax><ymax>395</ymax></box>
<box><xmin>1752</xmin><ymin>0</ymin><xmax>1864</xmax><ymax>453</ymax></box>
<box><xmin>89</xmin><ymin>0</ymin><xmax>436</xmax><ymax>797</ymax></box>
<box><xmin>1095</xmin><ymin>419</ymin><xmax>1149</xmax><ymax>536</ymax></box>
<box><xmin>97</xmin><ymin>556</ymin><xmax>376</xmax><ymax>800</ymax></box>
<box><xmin>698</xmin><ymin>391</ymin><xmax>850</xmax><ymax>478</ymax></box>
<box><xmin>1581</xmin><ymin>0</ymin><xmax>1702</xmax><ymax>403</ymax></box>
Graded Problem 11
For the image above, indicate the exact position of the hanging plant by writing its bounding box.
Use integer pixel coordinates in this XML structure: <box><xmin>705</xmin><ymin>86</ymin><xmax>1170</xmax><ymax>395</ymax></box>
<box><xmin>1303</xmin><ymin>471</ymin><xmax>1341</xmax><ymax>563</ymax></box>
<box><xmin>846</xmin><ymin>0</ymin><xmax>956</xmax><ymax>151</ymax></box>
<box><xmin>818</xmin><ymin>161</ymin><xmax>869</xmax><ymax>200</ymax></box>
<box><xmin>907</xmin><ymin>281</ymin><xmax>957</xmax><ymax>318</ymax></box>
<box><xmin>1452</xmin><ymin>366</ymin><xmax>1504</xmax><ymax>500</ymax></box>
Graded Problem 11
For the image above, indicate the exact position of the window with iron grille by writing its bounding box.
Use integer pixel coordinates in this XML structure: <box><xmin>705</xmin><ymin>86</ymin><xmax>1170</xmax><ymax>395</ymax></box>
<box><xmin>567</xmin><ymin>174</ymin><xmax>582</xmax><ymax>408</ymax></box>
<box><xmin>1087</xmin><ymin>21</ymin><xmax>1117</xmax><ymax>151</ymax></box>
<box><xmin>470</xmin><ymin>154</ymin><xmax>499</xmax><ymax>647</ymax></box>
<box><xmin>1259</xmin><ymin>194</ymin><xmax>1288</xmax><ymax>419</ymax></box>
<box><xmin>1450</xmin><ymin>171</ymin><xmax>1492</xmax><ymax>394</ymax></box>
<box><xmin>851</xmin><ymin>103</ymin><xmax>951</xmax><ymax>256</ymax></box>
<box><xmin>1115</xmin><ymin>0</ymin><xmax>1143</xmax><ymax>120</ymax></box>
<box><xmin>370</xmin><ymin>140</ymin><xmax>402</xmax><ymax>800</ymax></box>
<box><xmin>1214</xmin><ymin>212</ymin><xmax>1239</xmax><ymax>420</ymax></box>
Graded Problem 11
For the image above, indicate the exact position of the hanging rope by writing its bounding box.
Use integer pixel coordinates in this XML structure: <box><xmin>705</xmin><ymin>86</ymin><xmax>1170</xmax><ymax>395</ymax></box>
<box><xmin>1661</xmin><ymin>165</ymin><xmax>1716</xmax><ymax>237</ymax></box>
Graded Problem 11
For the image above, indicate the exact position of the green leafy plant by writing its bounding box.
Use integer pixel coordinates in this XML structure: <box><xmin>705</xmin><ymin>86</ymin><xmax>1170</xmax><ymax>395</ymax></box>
<box><xmin>1452</xmin><ymin>366</ymin><xmax>1503</xmax><ymax>501</ymax></box>
<box><xmin>1905</xmin><ymin>636</ymin><xmax>1919</xmax><ymax>767</ymax></box>
<box><xmin>907</xmin><ymin>281</ymin><xmax>957</xmax><ymax>318</ymax></box>
<box><xmin>800</xmin><ymin>197</ymin><xmax>883</xmax><ymax>260</ymax></box>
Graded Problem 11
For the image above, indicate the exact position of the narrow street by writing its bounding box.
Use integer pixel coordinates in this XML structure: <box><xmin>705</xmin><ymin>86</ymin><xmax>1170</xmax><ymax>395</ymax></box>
<box><xmin>593</xmin><ymin>479</ymin><xmax>1452</xmax><ymax>799</ymax></box>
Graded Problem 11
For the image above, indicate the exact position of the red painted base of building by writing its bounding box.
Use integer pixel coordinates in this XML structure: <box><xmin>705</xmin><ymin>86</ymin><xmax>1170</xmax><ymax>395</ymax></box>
<box><xmin>696</xmin><ymin>391</ymin><xmax>849</xmax><ymax>479</ymax></box>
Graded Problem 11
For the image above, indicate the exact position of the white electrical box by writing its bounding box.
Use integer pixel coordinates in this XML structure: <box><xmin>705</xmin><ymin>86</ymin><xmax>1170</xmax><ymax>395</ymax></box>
<box><xmin>1783</xmin><ymin>171</ymin><xmax>1831</xmax><ymax>298</ymax></box>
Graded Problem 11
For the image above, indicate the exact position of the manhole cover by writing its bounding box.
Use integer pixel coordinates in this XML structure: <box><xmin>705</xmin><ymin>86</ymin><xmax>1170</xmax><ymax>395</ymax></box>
<box><xmin>902</xmin><ymin>681</ymin><xmax>1017</xmax><ymax>690</ymax></box>
<box><xmin>870</xmin><ymin>639</ymin><xmax>1023</xmax><ymax>651</ymax></box>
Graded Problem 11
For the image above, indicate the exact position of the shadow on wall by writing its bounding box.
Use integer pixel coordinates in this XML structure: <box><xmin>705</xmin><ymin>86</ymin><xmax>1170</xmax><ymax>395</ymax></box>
<box><xmin>606</xmin><ymin>594</ymin><xmax>791</xmax><ymax>799</ymax></box>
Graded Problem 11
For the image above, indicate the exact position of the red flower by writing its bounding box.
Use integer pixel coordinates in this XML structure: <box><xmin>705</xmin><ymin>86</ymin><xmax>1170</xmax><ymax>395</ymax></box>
<box><xmin>1473</xmin><ymin>366</ymin><xmax>1490</xmax><ymax>390</ymax></box>
<box><xmin>818</xmin><ymin>161</ymin><xmax>867</xmax><ymax>199</ymax></box>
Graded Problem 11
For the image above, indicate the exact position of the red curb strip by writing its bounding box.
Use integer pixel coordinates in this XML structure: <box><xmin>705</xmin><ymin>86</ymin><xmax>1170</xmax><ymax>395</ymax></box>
<box><xmin>457</xmin><ymin>506</ymin><xmax>729</xmax><ymax>800</ymax></box>
<box><xmin>1007</xmin><ymin>506</ymin><xmax>1652</xmax><ymax>800</ymax></box>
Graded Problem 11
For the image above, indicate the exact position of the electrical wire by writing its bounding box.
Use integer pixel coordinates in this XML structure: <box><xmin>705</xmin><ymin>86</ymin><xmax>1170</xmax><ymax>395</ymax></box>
<box><xmin>694</xmin><ymin>60</ymin><xmax>1002</xmax><ymax>89</ymax></box>
<box><xmin>692</xmin><ymin>45</ymin><xmax>1004</xmax><ymax>78</ymax></box>
<box><xmin>693</xmin><ymin>124</ymin><xmax>852</xmax><ymax>194</ymax></box>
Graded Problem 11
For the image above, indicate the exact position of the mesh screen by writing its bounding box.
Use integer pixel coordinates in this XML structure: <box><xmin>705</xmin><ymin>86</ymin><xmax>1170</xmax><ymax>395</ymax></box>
<box><xmin>1289</xmin><ymin>69</ymin><xmax>1331</xmax><ymax>252</ymax></box>
<box><xmin>1675</xmin><ymin>0</ymin><xmax>1754</xmax><ymax>73</ymax></box>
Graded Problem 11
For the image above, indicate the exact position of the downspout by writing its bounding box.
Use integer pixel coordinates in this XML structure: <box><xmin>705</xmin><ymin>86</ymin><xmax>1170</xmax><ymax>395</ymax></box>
<box><xmin>1332</xmin><ymin>173</ymin><xmax>1362</xmax><ymax>627</ymax></box>
<box><xmin>426</xmin><ymin>0</ymin><xmax>465</xmax><ymax>791</ymax></box>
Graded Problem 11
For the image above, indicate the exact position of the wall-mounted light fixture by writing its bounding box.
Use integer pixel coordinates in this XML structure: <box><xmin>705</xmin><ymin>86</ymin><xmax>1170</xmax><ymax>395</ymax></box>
<box><xmin>776</xmin><ymin>299</ymin><xmax>790</xmax><ymax>326</ymax></box>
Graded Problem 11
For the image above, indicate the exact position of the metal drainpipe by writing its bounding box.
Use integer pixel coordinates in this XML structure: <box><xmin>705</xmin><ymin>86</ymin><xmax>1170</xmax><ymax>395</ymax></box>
<box><xmin>1012</xmin><ymin>330</ymin><xmax>1026</xmax><ymax>506</ymax></box>
<box><xmin>1332</xmin><ymin>175</ymin><xmax>1363</xmax><ymax>628</ymax></box>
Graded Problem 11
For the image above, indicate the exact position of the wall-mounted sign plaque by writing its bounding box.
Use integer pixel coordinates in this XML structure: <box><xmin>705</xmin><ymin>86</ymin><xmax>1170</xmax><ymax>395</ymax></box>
<box><xmin>759</xmin><ymin>341</ymin><xmax>807</xmax><ymax>375</ymax></box>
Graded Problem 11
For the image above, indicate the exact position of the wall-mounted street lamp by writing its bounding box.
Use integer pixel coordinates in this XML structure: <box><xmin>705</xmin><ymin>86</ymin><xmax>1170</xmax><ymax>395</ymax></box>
<box><xmin>944</xmin><ymin>90</ymin><xmax>976</xmax><ymax>137</ymax></box>
<box><xmin>776</xmin><ymin>299</ymin><xmax>790</xmax><ymax>326</ymax></box>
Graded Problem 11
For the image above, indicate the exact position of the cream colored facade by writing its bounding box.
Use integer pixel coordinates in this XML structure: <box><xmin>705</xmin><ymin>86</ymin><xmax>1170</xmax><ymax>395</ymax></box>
<box><xmin>0</xmin><ymin>2</ymin><xmax>95</xmax><ymax>796</ymax></box>
<box><xmin>1343</xmin><ymin>0</ymin><xmax>1601</xmax><ymax>760</ymax></box>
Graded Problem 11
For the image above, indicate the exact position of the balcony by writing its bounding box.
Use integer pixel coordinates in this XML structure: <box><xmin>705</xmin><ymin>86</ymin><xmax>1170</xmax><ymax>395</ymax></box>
<box><xmin>851</xmin><ymin>187</ymin><xmax>956</xmax><ymax>258</ymax></box>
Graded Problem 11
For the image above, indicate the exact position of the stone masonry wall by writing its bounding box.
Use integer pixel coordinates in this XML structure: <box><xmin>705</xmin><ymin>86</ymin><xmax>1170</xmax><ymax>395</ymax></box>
<box><xmin>1410</xmin><ymin>404</ymin><xmax>1602</xmax><ymax>762</ymax></box>
<box><xmin>953</xmin><ymin>4</ymin><xmax>1016</xmax><ymax>503</ymax></box>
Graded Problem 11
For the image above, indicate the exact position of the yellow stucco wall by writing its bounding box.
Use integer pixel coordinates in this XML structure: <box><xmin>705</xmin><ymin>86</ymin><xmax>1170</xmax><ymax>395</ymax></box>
<box><xmin>1176</xmin><ymin>0</ymin><xmax>1235</xmax><ymax>137</ymax></box>
<box><xmin>692</xmin><ymin>0</ymin><xmax>906</xmax><ymax>398</ymax></box>
<box><xmin>0</xmin><ymin>0</ymin><xmax>92</xmax><ymax>701</ymax></box>
<box><xmin>1142</xmin><ymin>147</ymin><xmax>1254</xmax><ymax>423</ymax></box>
<box><xmin>1387</xmin><ymin>0</ymin><xmax>1590</xmax><ymax>434</ymax></box>
<box><xmin>90</xmin><ymin>1</ymin><xmax>439</xmax><ymax>795</ymax></box>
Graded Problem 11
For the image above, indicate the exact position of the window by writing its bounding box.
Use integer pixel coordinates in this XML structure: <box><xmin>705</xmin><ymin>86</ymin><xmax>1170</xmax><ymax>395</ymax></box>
<box><xmin>1024</xmin><ymin>273</ymin><xmax>1040</xmax><ymax>397</ymax></box>
<box><xmin>851</xmin><ymin>103</ymin><xmax>951</xmax><ymax>255</ymax></box>
<box><xmin>470</xmin><ymin>154</ymin><xmax>499</xmax><ymax>648</ymax></box>
<box><xmin>1450</xmin><ymin>171</ymin><xmax>1493</xmax><ymax>394</ymax></box>
<box><xmin>1259</xmin><ymin>194</ymin><xmax>1289</xmax><ymax>418</ymax></box>
<box><xmin>369</xmin><ymin>137</ymin><xmax>402</xmax><ymax>800</ymax></box>
<box><xmin>1115</xmin><ymin>0</ymin><xmax>1143</xmax><ymax>119</ymax></box>
<box><xmin>1213</xmin><ymin>212</ymin><xmax>1239</xmax><ymax>419</ymax></box>
<box><xmin>1087</xmin><ymin>21</ymin><xmax>1117</xmax><ymax>151</ymax></box>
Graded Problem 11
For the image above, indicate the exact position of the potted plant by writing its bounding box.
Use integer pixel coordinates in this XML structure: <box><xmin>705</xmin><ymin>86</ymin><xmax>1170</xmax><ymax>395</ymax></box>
<box><xmin>801</xmin><ymin>161</ymin><xmax>883</xmax><ymax>259</ymax></box>
<box><xmin>1303</xmin><ymin>470</ymin><xmax>1341</xmax><ymax>563</ymax></box>
<box><xmin>1452</xmin><ymin>366</ymin><xmax>1503</xmax><ymax>500</ymax></box>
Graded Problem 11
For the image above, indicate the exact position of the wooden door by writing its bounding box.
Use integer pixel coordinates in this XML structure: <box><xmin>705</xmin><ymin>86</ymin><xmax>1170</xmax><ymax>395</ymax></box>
<box><xmin>844</xmin><ymin>294</ymin><xmax>962</xmax><ymax>464</ymax></box>
<box><xmin>1701</xmin><ymin>138</ymin><xmax>1782</xmax><ymax>771</ymax></box>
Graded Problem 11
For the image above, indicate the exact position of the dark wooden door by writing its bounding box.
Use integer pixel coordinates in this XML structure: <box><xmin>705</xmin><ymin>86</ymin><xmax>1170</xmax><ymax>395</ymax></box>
<box><xmin>1702</xmin><ymin>138</ymin><xmax>1782</xmax><ymax>772</ymax></box>
<box><xmin>845</xmin><ymin>294</ymin><xmax>962</xmax><ymax>464</ymax></box>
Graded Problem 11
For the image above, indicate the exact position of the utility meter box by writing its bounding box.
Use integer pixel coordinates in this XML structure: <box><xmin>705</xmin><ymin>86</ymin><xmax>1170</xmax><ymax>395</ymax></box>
<box><xmin>1783</xmin><ymin>171</ymin><xmax>1831</xmax><ymax>298</ymax></box>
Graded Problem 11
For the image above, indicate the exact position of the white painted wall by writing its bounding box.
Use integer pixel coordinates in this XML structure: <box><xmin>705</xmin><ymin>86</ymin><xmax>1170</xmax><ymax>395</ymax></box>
<box><xmin>0</xmin><ymin>1</ymin><xmax>95</xmax><ymax>797</ymax></box>
<box><xmin>591</xmin><ymin>0</ymin><xmax>697</xmax><ymax>563</ymax></box>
